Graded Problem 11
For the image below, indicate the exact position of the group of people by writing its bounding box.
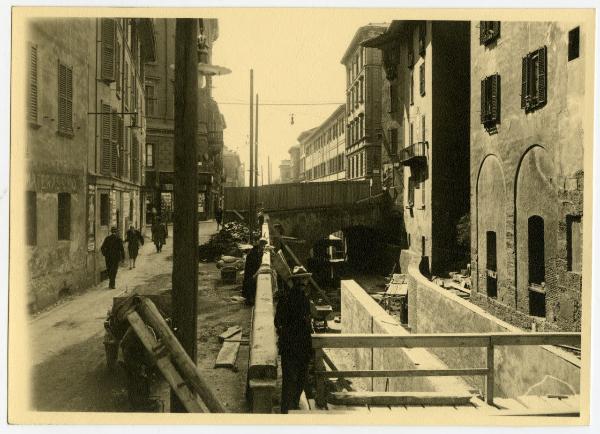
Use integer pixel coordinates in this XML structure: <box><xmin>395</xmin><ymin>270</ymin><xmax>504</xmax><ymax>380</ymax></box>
<box><xmin>100</xmin><ymin>218</ymin><xmax>168</xmax><ymax>289</ymax></box>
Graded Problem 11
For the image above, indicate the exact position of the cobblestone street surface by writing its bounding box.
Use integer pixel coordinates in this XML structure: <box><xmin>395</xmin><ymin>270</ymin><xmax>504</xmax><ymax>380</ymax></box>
<box><xmin>28</xmin><ymin>221</ymin><xmax>252</xmax><ymax>412</ymax></box>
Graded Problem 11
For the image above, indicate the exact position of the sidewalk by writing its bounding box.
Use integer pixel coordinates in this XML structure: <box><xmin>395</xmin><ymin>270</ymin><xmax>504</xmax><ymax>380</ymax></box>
<box><xmin>28</xmin><ymin>219</ymin><xmax>252</xmax><ymax>412</ymax></box>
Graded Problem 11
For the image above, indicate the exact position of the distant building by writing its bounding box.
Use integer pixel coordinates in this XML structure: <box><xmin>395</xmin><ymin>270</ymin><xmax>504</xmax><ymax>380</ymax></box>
<box><xmin>144</xmin><ymin>19</ymin><xmax>225</xmax><ymax>222</ymax></box>
<box><xmin>222</xmin><ymin>148</ymin><xmax>244</xmax><ymax>187</ymax></box>
<box><xmin>300</xmin><ymin>104</ymin><xmax>346</xmax><ymax>182</ymax></box>
<box><xmin>364</xmin><ymin>20</ymin><xmax>471</xmax><ymax>276</ymax></box>
<box><xmin>25</xmin><ymin>18</ymin><xmax>155</xmax><ymax>310</ymax></box>
<box><xmin>341</xmin><ymin>24</ymin><xmax>387</xmax><ymax>191</ymax></box>
<box><xmin>279</xmin><ymin>160</ymin><xmax>292</xmax><ymax>184</ymax></box>
<box><xmin>469</xmin><ymin>21</ymin><xmax>585</xmax><ymax>331</ymax></box>
<box><xmin>296</xmin><ymin>127</ymin><xmax>318</xmax><ymax>182</ymax></box>
<box><xmin>288</xmin><ymin>145</ymin><xmax>301</xmax><ymax>182</ymax></box>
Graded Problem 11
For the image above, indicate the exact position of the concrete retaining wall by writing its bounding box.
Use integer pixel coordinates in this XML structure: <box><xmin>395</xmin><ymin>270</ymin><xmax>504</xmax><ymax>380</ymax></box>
<box><xmin>341</xmin><ymin>280</ymin><xmax>469</xmax><ymax>394</ymax></box>
<box><xmin>247</xmin><ymin>218</ymin><xmax>278</xmax><ymax>413</ymax></box>
<box><xmin>403</xmin><ymin>250</ymin><xmax>581</xmax><ymax>397</ymax></box>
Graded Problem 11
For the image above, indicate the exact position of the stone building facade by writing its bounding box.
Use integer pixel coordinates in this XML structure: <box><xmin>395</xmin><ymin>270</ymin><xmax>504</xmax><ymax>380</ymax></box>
<box><xmin>144</xmin><ymin>19</ymin><xmax>225</xmax><ymax>223</ymax></box>
<box><xmin>342</xmin><ymin>24</ymin><xmax>387</xmax><ymax>191</ymax></box>
<box><xmin>25</xmin><ymin>18</ymin><xmax>155</xmax><ymax>310</ymax></box>
<box><xmin>288</xmin><ymin>145</ymin><xmax>301</xmax><ymax>182</ymax></box>
<box><xmin>301</xmin><ymin>104</ymin><xmax>346</xmax><ymax>182</ymax></box>
<box><xmin>469</xmin><ymin>21</ymin><xmax>585</xmax><ymax>331</ymax></box>
<box><xmin>222</xmin><ymin>147</ymin><xmax>244</xmax><ymax>188</ymax></box>
<box><xmin>365</xmin><ymin>20</ymin><xmax>471</xmax><ymax>276</ymax></box>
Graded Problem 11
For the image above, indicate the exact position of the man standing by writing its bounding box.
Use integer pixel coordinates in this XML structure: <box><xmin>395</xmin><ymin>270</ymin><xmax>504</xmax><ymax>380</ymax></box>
<box><xmin>274</xmin><ymin>266</ymin><xmax>313</xmax><ymax>413</ymax></box>
<box><xmin>242</xmin><ymin>237</ymin><xmax>268</xmax><ymax>306</ymax></box>
<box><xmin>215</xmin><ymin>206</ymin><xmax>223</xmax><ymax>231</ymax></box>
<box><xmin>101</xmin><ymin>226</ymin><xmax>125</xmax><ymax>289</ymax></box>
<box><xmin>151</xmin><ymin>218</ymin><xmax>167</xmax><ymax>252</ymax></box>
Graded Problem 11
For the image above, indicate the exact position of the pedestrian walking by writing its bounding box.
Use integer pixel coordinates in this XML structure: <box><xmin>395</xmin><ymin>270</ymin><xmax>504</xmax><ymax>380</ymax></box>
<box><xmin>101</xmin><ymin>226</ymin><xmax>125</xmax><ymax>289</ymax></box>
<box><xmin>215</xmin><ymin>206</ymin><xmax>223</xmax><ymax>231</ymax></box>
<box><xmin>274</xmin><ymin>266</ymin><xmax>313</xmax><ymax>414</ymax></box>
<box><xmin>151</xmin><ymin>219</ymin><xmax>167</xmax><ymax>253</ymax></box>
<box><xmin>125</xmin><ymin>224</ymin><xmax>144</xmax><ymax>269</ymax></box>
<box><xmin>242</xmin><ymin>237</ymin><xmax>268</xmax><ymax>305</ymax></box>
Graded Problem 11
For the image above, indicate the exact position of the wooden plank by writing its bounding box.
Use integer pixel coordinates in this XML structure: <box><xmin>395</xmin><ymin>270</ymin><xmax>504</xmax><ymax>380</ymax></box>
<box><xmin>494</xmin><ymin>397</ymin><xmax>528</xmax><ymax>411</ymax></box>
<box><xmin>312</xmin><ymin>333</ymin><xmax>490</xmax><ymax>349</ymax></box>
<box><xmin>311</xmin><ymin>332</ymin><xmax>581</xmax><ymax>349</ymax></box>
<box><xmin>315</xmin><ymin>368</ymin><xmax>489</xmax><ymax>378</ymax></box>
<box><xmin>136</xmin><ymin>298</ymin><xmax>228</xmax><ymax>413</ymax></box>
<box><xmin>215</xmin><ymin>330</ymin><xmax>242</xmax><ymax>368</ymax></box>
<box><xmin>329</xmin><ymin>391</ymin><xmax>475</xmax><ymax>407</ymax></box>
<box><xmin>219</xmin><ymin>326</ymin><xmax>242</xmax><ymax>343</ymax></box>
<box><xmin>126</xmin><ymin>311</ymin><xmax>203</xmax><ymax>413</ymax></box>
<box><xmin>485</xmin><ymin>342</ymin><xmax>494</xmax><ymax>405</ymax></box>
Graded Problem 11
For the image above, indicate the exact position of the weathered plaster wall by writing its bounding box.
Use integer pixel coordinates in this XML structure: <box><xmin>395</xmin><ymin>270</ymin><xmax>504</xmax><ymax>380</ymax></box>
<box><xmin>405</xmin><ymin>254</ymin><xmax>580</xmax><ymax>398</ymax></box>
<box><xmin>470</xmin><ymin>21</ymin><xmax>585</xmax><ymax>330</ymax></box>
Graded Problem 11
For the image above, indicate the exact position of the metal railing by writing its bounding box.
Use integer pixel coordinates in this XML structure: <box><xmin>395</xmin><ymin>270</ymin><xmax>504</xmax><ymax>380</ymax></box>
<box><xmin>399</xmin><ymin>141</ymin><xmax>427</xmax><ymax>165</ymax></box>
<box><xmin>312</xmin><ymin>332</ymin><xmax>581</xmax><ymax>407</ymax></box>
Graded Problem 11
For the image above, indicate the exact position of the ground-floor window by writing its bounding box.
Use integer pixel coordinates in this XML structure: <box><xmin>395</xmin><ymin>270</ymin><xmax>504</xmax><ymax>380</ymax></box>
<box><xmin>528</xmin><ymin>215</ymin><xmax>546</xmax><ymax>317</ymax></box>
<box><xmin>100</xmin><ymin>193</ymin><xmax>110</xmax><ymax>226</ymax></box>
<box><xmin>57</xmin><ymin>192</ymin><xmax>71</xmax><ymax>240</ymax></box>
<box><xmin>26</xmin><ymin>191</ymin><xmax>37</xmax><ymax>246</ymax></box>
<box><xmin>486</xmin><ymin>231</ymin><xmax>497</xmax><ymax>298</ymax></box>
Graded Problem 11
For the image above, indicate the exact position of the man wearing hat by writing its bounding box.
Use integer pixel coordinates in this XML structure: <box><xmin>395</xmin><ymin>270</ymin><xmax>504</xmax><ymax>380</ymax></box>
<box><xmin>101</xmin><ymin>226</ymin><xmax>125</xmax><ymax>289</ymax></box>
<box><xmin>242</xmin><ymin>237</ymin><xmax>268</xmax><ymax>305</ymax></box>
<box><xmin>274</xmin><ymin>266</ymin><xmax>313</xmax><ymax>413</ymax></box>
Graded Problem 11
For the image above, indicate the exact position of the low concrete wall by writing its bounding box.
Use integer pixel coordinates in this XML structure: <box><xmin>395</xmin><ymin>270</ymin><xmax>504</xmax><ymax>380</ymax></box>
<box><xmin>247</xmin><ymin>218</ymin><xmax>278</xmax><ymax>413</ymax></box>
<box><xmin>403</xmin><ymin>250</ymin><xmax>581</xmax><ymax>398</ymax></box>
<box><xmin>341</xmin><ymin>280</ymin><xmax>470</xmax><ymax>394</ymax></box>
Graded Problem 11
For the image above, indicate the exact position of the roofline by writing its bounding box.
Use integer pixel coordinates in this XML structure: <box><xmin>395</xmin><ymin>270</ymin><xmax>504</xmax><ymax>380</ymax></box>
<box><xmin>340</xmin><ymin>24</ymin><xmax>389</xmax><ymax>65</ymax></box>
<box><xmin>301</xmin><ymin>104</ymin><xmax>346</xmax><ymax>144</ymax></box>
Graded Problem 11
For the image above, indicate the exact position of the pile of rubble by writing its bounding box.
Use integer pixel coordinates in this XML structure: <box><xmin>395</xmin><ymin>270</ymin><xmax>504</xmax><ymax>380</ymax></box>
<box><xmin>197</xmin><ymin>222</ymin><xmax>258</xmax><ymax>262</ymax></box>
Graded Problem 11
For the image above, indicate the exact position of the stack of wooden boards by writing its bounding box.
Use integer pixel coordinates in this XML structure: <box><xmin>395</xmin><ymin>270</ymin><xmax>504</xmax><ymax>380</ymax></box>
<box><xmin>122</xmin><ymin>296</ymin><xmax>227</xmax><ymax>413</ymax></box>
<box><xmin>215</xmin><ymin>325</ymin><xmax>247</xmax><ymax>369</ymax></box>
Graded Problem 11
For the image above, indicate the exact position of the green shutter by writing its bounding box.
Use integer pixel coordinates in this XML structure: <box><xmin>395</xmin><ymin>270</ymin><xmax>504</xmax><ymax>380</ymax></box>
<box><xmin>101</xmin><ymin>18</ymin><xmax>115</xmax><ymax>82</ymax></box>
<box><xmin>537</xmin><ymin>46</ymin><xmax>547</xmax><ymax>107</ymax></box>
<box><xmin>521</xmin><ymin>56</ymin><xmax>529</xmax><ymax>109</ymax></box>
<box><xmin>29</xmin><ymin>45</ymin><xmax>38</xmax><ymax>124</ymax></box>
<box><xmin>101</xmin><ymin>103</ymin><xmax>111</xmax><ymax>174</ymax></box>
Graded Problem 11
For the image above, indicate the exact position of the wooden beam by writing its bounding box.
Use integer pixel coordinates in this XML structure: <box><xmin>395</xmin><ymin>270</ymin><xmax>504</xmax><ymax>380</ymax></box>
<box><xmin>127</xmin><ymin>311</ymin><xmax>203</xmax><ymax>413</ymax></box>
<box><xmin>215</xmin><ymin>330</ymin><xmax>242</xmax><ymax>368</ymax></box>
<box><xmin>281</xmin><ymin>241</ymin><xmax>331</xmax><ymax>305</ymax></box>
<box><xmin>219</xmin><ymin>326</ymin><xmax>242</xmax><ymax>343</ymax></box>
<box><xmin>136</xmin><ymin>298</ymin><xmax>228</xmax><ymax>413</ymax></box>
<box><xmin>311</xmin><ymin>332</ymin><xmax>582</xmax><ymax>349</ymax></box>
<box><xmin>328</xmin><ymin>391</ymin><xmax>475</xmax><ymax>407</ymax></box>
<box><xmin>485</xmin><ymin>341</ymin><xmax>494</xmax><ymax>405</ymax></box>
<box><xmin>314</xmin><ymin>368</ymin><xmax>489</xmax><ymax>378</ymax></box>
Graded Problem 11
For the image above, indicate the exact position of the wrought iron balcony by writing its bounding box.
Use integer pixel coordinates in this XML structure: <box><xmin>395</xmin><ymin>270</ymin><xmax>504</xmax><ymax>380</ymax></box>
<box><xmin>399</xmin><ymin>141</ymin><xmax>428</xmax><ymax>166</ymax></box>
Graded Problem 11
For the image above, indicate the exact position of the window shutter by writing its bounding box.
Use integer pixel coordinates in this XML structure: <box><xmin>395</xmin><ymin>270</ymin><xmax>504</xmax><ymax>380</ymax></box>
<box><xmin>117</xmin><ymin>116</ymin><xmax>124</xmax><ymax>177</ymax></box>
<box><xmin>537</xmin><ymin>46</ymin><xmax>547</xmax><ymax>107</ymax></box>
<box><xmin>101</xmin><ymin>18</ymin><xmax>115</xmax><ymax>82</ymax></box>
<box><xmin>419</xmin><ymin>63</ymin><xmax>425</xmax><ymax>96</ymax></box>
<box><xmin>29</xmin><ymin>45</ymin><xmax>38</xmax><ymax>124</ymax></box>
<box><xmin>115</xmin><ymin>40</ymin><xmax>121</xmax><ymax>95</ymax></box>
<box><xmin>480</xmin><ymin>77</ymin><xmax>487</xmax><ymax>123</ymax></box>
<box><xmin>65</xmin><ymin>65</ymin><xmax>73</xmax><ymax>132</ymax></box>
<box><xmin>101</xmin><ymin>103</ymin><xmax>111</xmax><ymax>174</ymax></box>
<box><xmin>492</xmin><ymin>21</ymin><xmax>501</xmax><ymax>40</ymax></box>
<box><xmin>58</xmin><ymin>63</ymin><xmax>66</xmax><ymax>132</ymax></box>
<box><xmin>490</xmin><ymin>74</ymin><xmax>500</xmax><ymax>123</ymax></box>
<box><xmin>521</xmin><ymin>56</ymin><xmax>529</xmax><ymax>109</ymax></box>
<box><xmin>111</xmin><ymin>109</ymin><xmax>118</xmax><ymax>174</ymax></box>
<box><xmin>479</xmin><ymin>21</ymin><xmax>486</xmax><ymax>45</ymax></box>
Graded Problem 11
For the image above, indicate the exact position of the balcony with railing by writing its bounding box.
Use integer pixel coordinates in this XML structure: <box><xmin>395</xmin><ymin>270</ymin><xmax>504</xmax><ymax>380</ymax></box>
<box><xmin>399</xmin><ymin>141</ymin><xmax>427</xmax><ymax>166</ymax></box>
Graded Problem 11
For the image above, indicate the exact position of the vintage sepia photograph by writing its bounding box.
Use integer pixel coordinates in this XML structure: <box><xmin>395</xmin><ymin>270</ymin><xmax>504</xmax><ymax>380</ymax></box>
<box><xmin>6</xmin><ymin>5</ymin><xmax>595</xmax><ymax>426</ymax></box>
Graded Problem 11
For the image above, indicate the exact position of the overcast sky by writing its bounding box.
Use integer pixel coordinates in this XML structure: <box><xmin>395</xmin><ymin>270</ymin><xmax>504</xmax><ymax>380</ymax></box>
<box><xmin>210</xmin><ymin>9</ymin><xmax>398</xmax><ymax>184</ymax></box>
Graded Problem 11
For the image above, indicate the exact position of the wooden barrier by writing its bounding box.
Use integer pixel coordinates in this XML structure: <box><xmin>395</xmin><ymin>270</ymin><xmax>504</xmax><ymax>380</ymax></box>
<box><xmin>224</xmin><ymin>180</ymin><xmax>371</xmax><ymax>212</ymax></box>
<box><xmin>312</xmin><ymin>332</ymin><xmax>580</xmax><ymax>407</ymax></box>
<box><xmin>247</xmin><ymin>216</ymin><xmax>279</xmax><ymax>413</ymax></box>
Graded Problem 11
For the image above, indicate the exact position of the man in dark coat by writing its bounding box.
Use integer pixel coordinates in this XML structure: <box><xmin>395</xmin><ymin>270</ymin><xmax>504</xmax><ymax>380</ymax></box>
<box><xmin>215</xmin><ymin>206</ymin><xmax>223</xmax><ymax>231</ymax></box>
<box><xmin>101</xmin><ymin>226</ymin><xmax>125</xmax><ymax>289</ymax></box>
<box><xmin>274</xmin><ymin>266</ymin><xmax>313</xmax><ymax>413</ymax></box>
<box><xmin>242</xmin><ymin>237</ymin><xmax>267</xmax><ymax>305</ymax></box>
<box><xmin>126</xmin><ymin>224</ymin><xmax>144</xmax><ymax>269</ymax></box>
<box><xmin>151</xmin><ymin>219</ymin><xmax>167</xmax><ymax>252</ymax></box>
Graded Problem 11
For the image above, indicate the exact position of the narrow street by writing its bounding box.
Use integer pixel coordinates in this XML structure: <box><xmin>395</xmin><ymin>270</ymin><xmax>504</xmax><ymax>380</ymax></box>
<box><xmin>28</xmin><ymin>220</ymin><xmax>252</xmax><ymax>412</ymax></box>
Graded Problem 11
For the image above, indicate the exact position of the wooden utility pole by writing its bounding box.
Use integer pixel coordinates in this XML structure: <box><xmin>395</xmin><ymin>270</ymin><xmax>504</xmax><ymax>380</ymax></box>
<box><xmin>268</xmin><ymin>156</ymin><xmax>271</xmax><ymax>185</ymax></box>
<box><xmin>248</xmin><ymin>70</ymin><xmax>254</xmax><ymax>234</ymax></box>
<box><xmin>172</xmin><ymin>18</ymin><xmax>199</xmax><ymax>413</ymax></box>
<box><xmin>255</xmin><ymin>94</ymin><xmax>259</xmax><ymax>188</ymax></box>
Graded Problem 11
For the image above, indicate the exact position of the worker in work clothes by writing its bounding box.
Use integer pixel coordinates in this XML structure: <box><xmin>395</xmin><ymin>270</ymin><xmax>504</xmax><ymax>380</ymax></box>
<box><xmin>125</xmin><ymin>224</ymin><xmax>144</xmax><ymax>269</ymax></box>
<box><xmin>274</xmin><ymin>266</ymin><xmax>313</xmax><ymax>413</ymax></box>
<box><xmin>101</xmin><ymin>226</ymin><xmax>125</xmax><ymax>289</ymax></box>
<box><xmin>242</xmin><ymin>237</ymin><xmax>268</xmax><ymax>305</ymax></box>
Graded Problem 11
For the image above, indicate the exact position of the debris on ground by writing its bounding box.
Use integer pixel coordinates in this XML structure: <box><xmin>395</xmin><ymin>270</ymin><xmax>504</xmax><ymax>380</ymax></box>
<box><xmin>215</xmin><ymin>327</ymin><xmax>243</xmax><ymax>369</ymax></box>
<box><xmin>197</xmin><ymin>222</ymin><xmax>260</xmax><ymax>262</ymax></box>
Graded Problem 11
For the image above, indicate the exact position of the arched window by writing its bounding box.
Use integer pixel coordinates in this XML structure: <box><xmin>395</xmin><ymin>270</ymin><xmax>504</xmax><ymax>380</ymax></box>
<box><xmin>486</xmin><ymin>231</ymin><xmax>497</xmax><ymax>298</ymax></box>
